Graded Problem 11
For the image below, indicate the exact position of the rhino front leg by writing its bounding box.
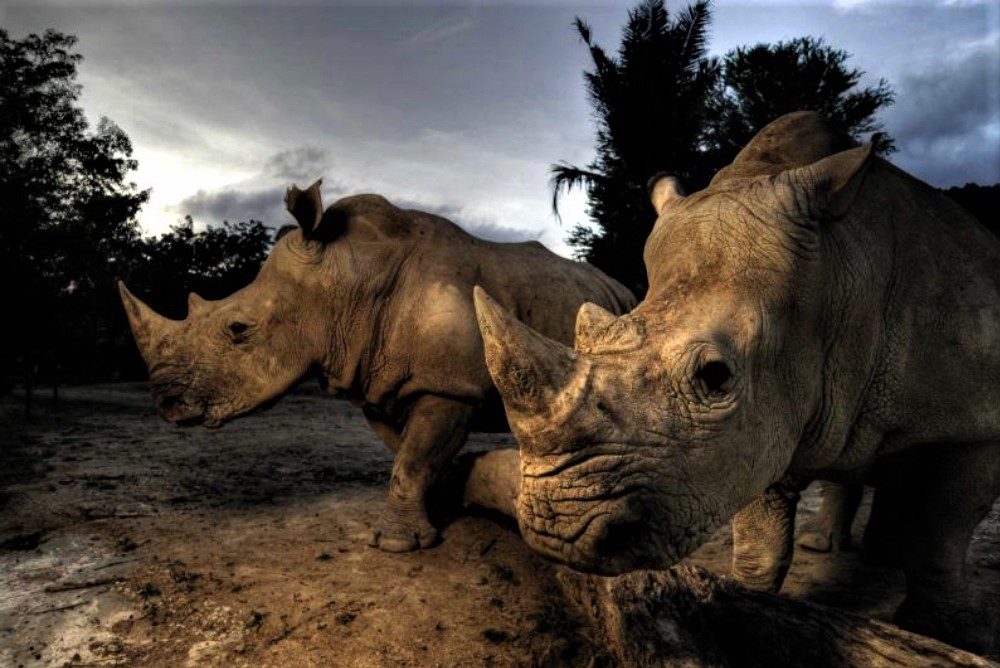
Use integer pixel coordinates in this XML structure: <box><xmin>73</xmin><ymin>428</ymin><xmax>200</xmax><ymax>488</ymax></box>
<box><xmin>730</xmin><ymin>476</ymin><xmax>803</xmax><ymax>592</ymax></box>
<box><xmin>369</xmin><ymin>395</ymin><xmax>473</xmax><ymax>553</ymax></box>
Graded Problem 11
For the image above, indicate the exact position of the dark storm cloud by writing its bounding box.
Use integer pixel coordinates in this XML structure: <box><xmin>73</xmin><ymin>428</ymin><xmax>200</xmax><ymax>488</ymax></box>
<box><xmin>891</xmin><ymin>52</ymin><xmax>995</xmax><ymax>143</ymax></box>
<box><xmin>7</xmin><ymin>0</ymin><xmax>995</xmax><ymax>247</ymax></box>
<box><xmin>394</xmin><ymin>198</ymin><xmax>537</xmax><ymax>243</ymax></box>
<box><xmin>174</xmin><ymin>168</ymin><xmax>529</xmax><ymax>243</ymax></box>
<box><xmin>264</xmin><ymin>147</ymin><xmax>330</xmax><ymax>182</ymax></box>
<box><xmin>177</xmin><ymin>187</ymin><xmax>285</xmax><ymax>226</ymax></box>
<box><xmin>461</xmin><ymin>219</ymin><xmax>542</xmax><ymax>244</ymax></box>
<box><xmin>885</xmin><ymin>40</ymin><xmax>1000</xmax><ymax>187</ymax></box>
<box><xmin>175</xmin><ymin>147</ymin><xmax>352</xmax><ymax>226</ymax></box>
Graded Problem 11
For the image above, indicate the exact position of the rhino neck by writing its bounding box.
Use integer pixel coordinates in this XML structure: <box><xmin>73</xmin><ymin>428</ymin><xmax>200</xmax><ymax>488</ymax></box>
<box><xmin>788</xmin><ymin>164</ymin><xmax>914</xmax><ymax>472</ymax></box>
<box><xmin>316</xmin><ymin>242</ymin><xmax>409</xmax><ymax>399</ymax></box>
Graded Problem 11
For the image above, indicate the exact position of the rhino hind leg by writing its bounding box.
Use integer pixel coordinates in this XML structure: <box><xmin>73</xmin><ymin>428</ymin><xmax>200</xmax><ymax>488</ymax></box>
<box><xmin>368</xmin><ymin>395</ymin><xmax>474</xmax><ymax>553</ymax></box>
<box><xmin>797</xmin><ymin>481</ymin><xmax>864</xmax><ymax>553</ymax></box>
<box><xmin>890</xmin><ymin>442</ymin><xmax>1000</xmax><ymax>654</ymax></box>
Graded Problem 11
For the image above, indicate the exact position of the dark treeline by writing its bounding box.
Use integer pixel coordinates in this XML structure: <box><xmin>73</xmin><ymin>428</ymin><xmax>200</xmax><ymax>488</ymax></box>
<box><xmin>0</xmin><ymin>27</ymin><xmax>274</xmax><ymax>390</ymax></box>
<box><xmin>943</xmin><ymin>184</ymin><xmax>1000</xmax><ymax>238</ymax></box>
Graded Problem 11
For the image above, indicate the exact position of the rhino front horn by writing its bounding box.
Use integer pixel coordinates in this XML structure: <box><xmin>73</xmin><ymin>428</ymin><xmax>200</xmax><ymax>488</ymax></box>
<box><xmin>118</xmin><ymin>281</ymin><xmax>178</xmax><ymax>365</ymax></box>
<box><xmin>473</xmin><ymin>286</ymin><xmax>585</xmax><ymax>420</ymax></box>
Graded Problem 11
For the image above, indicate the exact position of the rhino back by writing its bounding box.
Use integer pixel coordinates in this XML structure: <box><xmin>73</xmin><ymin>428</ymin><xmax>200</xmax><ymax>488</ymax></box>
<box><xmin>856</xmin><ymin>160</ymin><xmax>1000</xmax><ymax>450</ymax></box>
<box><xmin>395</xmin><ymin>209</ymin><xmax>634</xmax><ymax>343</ymax></box>
<box><xmin>355</xmin><ymin>208</ymin><xmax>634</xmax><ymax>406</ymax></box>
<box><xmin>474</xmin><ymin>242</ymin><xmax>636</xmax><ymax>344</ymax></box>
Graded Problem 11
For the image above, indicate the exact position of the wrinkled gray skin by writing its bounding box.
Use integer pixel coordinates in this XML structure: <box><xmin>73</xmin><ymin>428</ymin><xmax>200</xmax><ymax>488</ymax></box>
<box><xmin>473</xmin><ymin>112</ymin><xmax>1000</xmax><ymax>652</ymax></box>
<box><xmin>120</xmin><ymin>181</ymin><xmax>635</xmax><ymax>553</ymax></box>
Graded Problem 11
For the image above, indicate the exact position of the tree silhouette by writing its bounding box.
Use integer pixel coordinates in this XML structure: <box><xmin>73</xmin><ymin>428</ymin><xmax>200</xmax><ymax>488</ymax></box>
<box><xmin>705</xmin><ymin>36</ymin><xmax>896</xmax><ymax>166</ymax></box>
<box><xmin>0</xmin><ymin>28</ymin><xmax>149</xmax><ymax>388</ymax></box>
<box><xmin>942</xmin><ymin>184</ymin><xmax>1000</xmax><ymax>238</ymax></box>
<box><xmin>554</xmin><ymin>2</ymin><xmax>896</xmax><ymax>298</ymax></box>
<box><xmin>0</xmin><ymin>28</ymin><xmax>275</xmax><ymax>387</ymax></box>
<box><xmin>552</xmin><ymin>0</ymin><xmax>718</xmax><ymax>296</ymax></box>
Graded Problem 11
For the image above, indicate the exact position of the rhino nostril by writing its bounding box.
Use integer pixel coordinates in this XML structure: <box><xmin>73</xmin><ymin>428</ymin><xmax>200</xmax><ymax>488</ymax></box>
<box><xmin>157</xmin><ymin>393</ymin><xmax>183</xmax><ymax>410</ymax></box>
<box><xmin>595</xmin><ymin>519</ymin><xmax>646</xmax><ymax>559</ymax></box>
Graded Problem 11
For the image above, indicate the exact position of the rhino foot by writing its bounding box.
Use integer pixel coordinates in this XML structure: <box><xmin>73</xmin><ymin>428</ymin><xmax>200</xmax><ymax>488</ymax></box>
<box><xmin>368</xmin><ymin>516</ymin><xmax>439</xmax><ymax>553</ymax></box>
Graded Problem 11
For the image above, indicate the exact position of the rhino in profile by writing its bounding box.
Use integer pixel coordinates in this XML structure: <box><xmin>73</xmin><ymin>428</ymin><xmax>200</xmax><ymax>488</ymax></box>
<box><xmin>474</xmin><ymin>112</ymin><xmax>1000</xmax><ymax>651</ymax></box>
<box><xmin>120</xmin><ymin>181</ymin><xmax>635</xmax><ymax>552</ymax></box>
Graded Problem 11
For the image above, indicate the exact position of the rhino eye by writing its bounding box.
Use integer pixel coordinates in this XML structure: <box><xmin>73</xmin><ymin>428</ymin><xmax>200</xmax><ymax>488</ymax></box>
<box><xmin>228</xmin><ymin>322</ymin><xmax>251</xmax><ymax>342</ymax></box>
<box><xmin>694</xmin><ymin>360</ymin><xmax>733</xmax><ymax>398</ymax></box>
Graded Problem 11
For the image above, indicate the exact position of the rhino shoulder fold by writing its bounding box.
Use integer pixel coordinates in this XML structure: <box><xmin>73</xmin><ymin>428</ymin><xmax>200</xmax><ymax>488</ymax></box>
<box><xmin>712</xmin><ymin>111</ymin><xmax>858</xmax><ymax>184</ymax></box>
<box><xmin>325</xmin><ymin>194</ymin><xmax>415</xmax><ymax>242</ymax></box>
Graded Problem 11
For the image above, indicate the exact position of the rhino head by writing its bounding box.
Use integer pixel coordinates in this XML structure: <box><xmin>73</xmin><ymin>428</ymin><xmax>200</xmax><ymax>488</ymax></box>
<box><xmin>474</xmin><ymin>137</ymin><xmax>878</xmax><ymax>575</ymax></box>
<box><xmin>120</xmin><ymin>179</ymin><xmax>377</xmax><ymax>427</ymax></box>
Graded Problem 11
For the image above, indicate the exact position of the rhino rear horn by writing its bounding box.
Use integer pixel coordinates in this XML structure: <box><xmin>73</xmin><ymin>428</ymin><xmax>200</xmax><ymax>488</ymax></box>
<box><xmin>574</xmin><ymin>302</ymin><xmax>645</xmax><ymax>353</ymax></box>
<box><xmin>285</xmin><ymin>179</ymin><xmax>324</xmax><ymax>238</ymax></box>
<box><xmin>118</xmin><ymin>281</ymin><xmax>178</xmax><ymax>365</ymax></box>
<box><xmin>473</xmin><ymin>286</ymin><xmax>583</xmax><ymax>419</ymax></box>
<box><xmin>575</xmin><ymin>302</ymin><xmax>618</xmax><ymax>351</ymax></box>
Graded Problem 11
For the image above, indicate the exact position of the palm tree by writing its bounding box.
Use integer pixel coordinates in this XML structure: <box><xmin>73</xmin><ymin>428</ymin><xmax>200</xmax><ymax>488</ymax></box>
<box><xmin>552</xmin><ymin>0</ymin><xmax>719</xmax><ymax>297</ymax></box>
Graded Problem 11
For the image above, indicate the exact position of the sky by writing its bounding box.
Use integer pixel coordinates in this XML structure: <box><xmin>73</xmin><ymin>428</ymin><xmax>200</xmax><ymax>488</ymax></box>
<box><xmin>2</xmin><ymin>0</ymin><xmax>998</xmax><ymax>257</ymax></box>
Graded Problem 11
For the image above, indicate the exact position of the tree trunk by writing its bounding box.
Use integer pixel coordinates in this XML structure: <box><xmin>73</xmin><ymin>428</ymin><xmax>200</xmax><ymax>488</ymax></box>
<box><xmin>460</xmin><ymin>449</ymin><xmax>998</xmax><ymax>668</ymax></box>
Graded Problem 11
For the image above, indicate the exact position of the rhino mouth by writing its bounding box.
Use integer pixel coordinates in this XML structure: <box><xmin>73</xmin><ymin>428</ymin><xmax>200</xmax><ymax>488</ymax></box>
<box><xmin>515</xmin><ymin>448</ymin><xmax>702</xmax><ymax>575</ymax></box>
<box><xmin>517</xmin><ymin>483</ymin><xmax>675</xmax><ymax>575</ymax></box>
<box><xmin>155</xmin><ymin>391</ymin><xmax>208</xmax><ymax>426</ymax></box>
<box><xmin>149</xmin><ymin>376</ymin><xmax>209</xmax><ymax>426</ymax></box>
<box><xmin>151</xmin><ymin>380</ymin><xmax>281</xmax><ymax>429</ymax></box>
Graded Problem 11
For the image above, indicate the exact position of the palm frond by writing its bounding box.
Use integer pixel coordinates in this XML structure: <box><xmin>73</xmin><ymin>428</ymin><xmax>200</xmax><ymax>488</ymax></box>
<box><xmin>573</xmin><ymin>17</ymin><xmax>593</xmax><ymax>46</ymax></box>
<box><xmin>549</xmin><ymin>162</ymin><xmax>603</xmax><ymax>220</ymax></box>
<box><xmin>676</xmin><ymin>0</ymin><xmax>713</xmax><ymax>76</ymax></box>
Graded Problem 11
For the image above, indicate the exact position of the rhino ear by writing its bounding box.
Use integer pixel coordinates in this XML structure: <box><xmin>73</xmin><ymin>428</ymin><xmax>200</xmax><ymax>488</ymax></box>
<box><xmin>648</xmin><ymin>173</ymin><xmax>686</xmax><ymax>216</ymax></box>
<box><xmin>285</xmin><ymin>179</ymin><xmax>327</xmax><ymax>239</ymax></box>
<box><xmin>788</xmin><ymin>141</ymin><xmax>877</xmax><ymax>221</ymax></box>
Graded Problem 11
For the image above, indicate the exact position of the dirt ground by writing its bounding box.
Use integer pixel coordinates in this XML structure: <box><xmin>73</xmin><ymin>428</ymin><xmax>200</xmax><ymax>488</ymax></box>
<box><xmin>2</xmin><ymin>384</ymin><xmax>999</xmax><ymax>667</ymax></box>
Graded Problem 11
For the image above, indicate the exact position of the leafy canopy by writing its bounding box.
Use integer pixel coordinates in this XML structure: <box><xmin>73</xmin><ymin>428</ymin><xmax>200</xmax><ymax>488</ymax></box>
<box><xmin>706</xmin><ymin>36</ymin><xmax>896</xmax><ymax>164</ymax></box>
<box><xmin>1</xmin><ymin>27</ymin><xmax>150</xmax><ymax>383</ymax></box>
<box><xmin>129</xmin><ymin>217</ymin><xmax>276</xmax><ymax>321</ymax></box>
